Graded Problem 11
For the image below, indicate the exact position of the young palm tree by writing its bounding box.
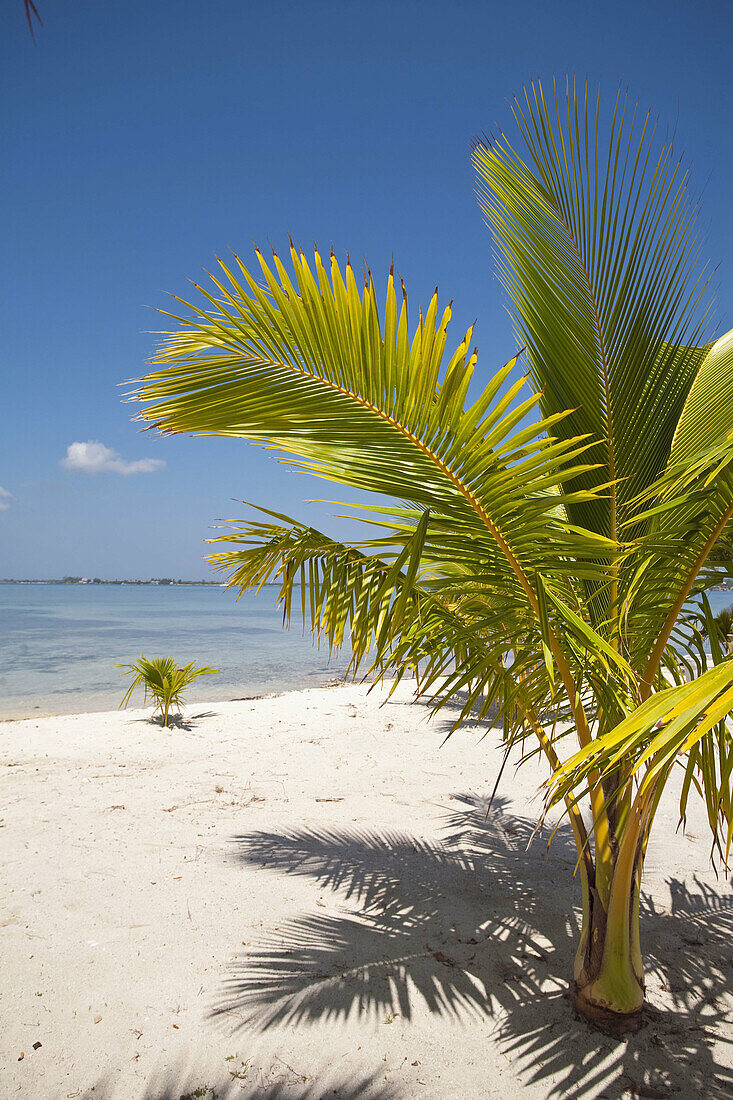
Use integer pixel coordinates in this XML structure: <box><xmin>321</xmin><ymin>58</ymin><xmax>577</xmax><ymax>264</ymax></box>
<box><xmin>129</xmin><ymin>81</ymin><xmax>733</xmax><ymax>1033</ymax></box>
<box><xmin>119</xmin><ymin>654</ymin><xmax>218</xmax><ymax>727</ymax></box>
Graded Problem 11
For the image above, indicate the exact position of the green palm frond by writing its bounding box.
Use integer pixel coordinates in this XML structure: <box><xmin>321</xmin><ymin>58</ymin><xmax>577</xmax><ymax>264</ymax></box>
<box><xmin>474</xmin><ymin>81</ymin><xmax>711</xmax><ymax>537</ymax></box>
<box><xmin>670</xmin><ymin>329</ymin><xmax>733</xmax><ymax>465</ymax></box>
<box><xmin>618</xmin><ymin>424</ymin><xmax>733</xmax><ymax>682</ymax></box>
<box><xmin>547</xmin><ymin>654</ymin><xmax>733</xmax><ymax>863</ymax></box>
<box><xmin>208</xmin><ymin>507</ymin><xmax>547</xmax><ymax>722</ymax></box>
<box><xmin>473</xmin><ymin>79</ymin><xmax>716</xmax><ymax>663</ymax></box>
<box><xmin>132</xmin><ymin>245</ymin><xmax>616</xmax><ymax>639</ymax></box>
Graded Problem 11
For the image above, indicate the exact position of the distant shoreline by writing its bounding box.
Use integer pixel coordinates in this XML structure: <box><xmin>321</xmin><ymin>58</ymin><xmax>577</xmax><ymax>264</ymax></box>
<box><xmin>0</xmin><ymin>579</ymin><xmax>286</xmax><ymax>586</ymax></box>
<box><xmin>0</xmin><ymin>580</ymin><xmax>223</xmax><ymax>587</ymax></box>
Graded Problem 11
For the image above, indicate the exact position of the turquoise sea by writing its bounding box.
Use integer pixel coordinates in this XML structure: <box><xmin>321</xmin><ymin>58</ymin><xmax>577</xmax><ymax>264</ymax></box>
<box><xmin>0</xmin><ymin>582</ymin><xmax>354</xmax><ymax>720</ymax></box>
<box><xmin>1</xmin><ymin>583</ymin><xmax>732</xmax><ymax>721</ymax></box>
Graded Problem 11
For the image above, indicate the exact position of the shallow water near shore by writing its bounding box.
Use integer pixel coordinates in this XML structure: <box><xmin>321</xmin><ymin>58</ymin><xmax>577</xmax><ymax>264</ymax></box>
<box><xmin>2</xmin><ymin>582</ymin><xmax>732</xmax><ymax>720</ymax></box>
<box><xmin>0</xmin><ymin>582</ymin><xmax>354</xmax><ymax>719</ymax></box>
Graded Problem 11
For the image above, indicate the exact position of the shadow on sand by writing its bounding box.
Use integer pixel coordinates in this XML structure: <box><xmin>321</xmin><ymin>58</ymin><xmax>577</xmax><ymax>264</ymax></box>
<box><xmin>210</xmin><ymin>794</ymin><xmax>732</xmax><ymax>1098</ymax></box>
<box><xmin>88</xmin><ymin>1065</ymin><xmax>398</xmax><ymax>1100</ymax></box>
<box><xmin>131</xmin><ymin>711</ymin><xmax>219</xmax><ymax>731</ymax></box>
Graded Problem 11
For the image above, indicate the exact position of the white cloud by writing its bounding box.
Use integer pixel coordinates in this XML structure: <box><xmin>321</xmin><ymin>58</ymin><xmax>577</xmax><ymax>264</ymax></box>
<box><xmin>60</xmin><ymin>441</ymin><xmax>166</xmax><ymax>476</ymax></box>
<box><xmin>0</xmin><ymin>486</ymin><xmax>12</xmax><ymax>511</ymax></box>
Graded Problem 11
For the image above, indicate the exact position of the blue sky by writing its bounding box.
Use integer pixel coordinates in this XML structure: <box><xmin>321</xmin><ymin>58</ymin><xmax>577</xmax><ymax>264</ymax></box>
<box><xmin>2</xmin><ymin>0</ymin><xmax>732</xmax><ymax>579</ymax></box>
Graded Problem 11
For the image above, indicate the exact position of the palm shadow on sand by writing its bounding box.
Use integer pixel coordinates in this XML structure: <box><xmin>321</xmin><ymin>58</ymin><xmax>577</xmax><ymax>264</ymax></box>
<box><xmin>90</xmin><ymin>1066</ymin><xmax>398</xmax><ymax>1100</ymax></box>
<box><xmin>130</xmin><ymin>710</ymin><xmax>219</xmax><ymax>730</ymax></box>
<box><xmin>214</xmin><ymin>794</ymin><xmax>733</xmax><ymax>1098</ymax></box>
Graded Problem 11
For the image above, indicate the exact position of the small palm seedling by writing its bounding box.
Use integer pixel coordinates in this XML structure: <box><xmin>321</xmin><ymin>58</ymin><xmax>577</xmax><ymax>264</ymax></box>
<box><xmin>119</xmin><ymin>654</ymin><xmax>218</xmax><ymax>727</ymax></box>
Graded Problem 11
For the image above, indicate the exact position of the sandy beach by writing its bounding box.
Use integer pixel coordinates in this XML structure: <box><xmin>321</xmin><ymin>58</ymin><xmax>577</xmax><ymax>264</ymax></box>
<box><xmin>1</xmin><ymin>679</ymin><xmax>731</xmax><ymax>1099</ymax></box>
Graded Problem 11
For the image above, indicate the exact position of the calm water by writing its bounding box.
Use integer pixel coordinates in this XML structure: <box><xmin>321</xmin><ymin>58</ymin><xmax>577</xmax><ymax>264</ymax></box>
<box><xmin>0</xmin><ymin>583</ymin><xmax>353</xmax><ymax>719</ymax></box>
<box><xmin>1</xmin><ymin>583</ymin><xmax>732</xmax><ymax>720</ymax></box>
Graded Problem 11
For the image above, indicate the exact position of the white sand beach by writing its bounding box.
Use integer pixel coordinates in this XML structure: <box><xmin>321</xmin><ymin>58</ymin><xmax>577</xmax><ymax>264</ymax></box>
<box><xmin>1</xmin><ymin>680</ymin><xmax>731</xmax><ymax>1099</ymax></box>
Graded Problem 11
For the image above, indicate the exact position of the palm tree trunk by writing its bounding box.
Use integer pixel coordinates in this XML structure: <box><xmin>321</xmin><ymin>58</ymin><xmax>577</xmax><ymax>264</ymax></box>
<box><xmin>573</xmin><ymin>846</ymin><xmax>644</xmax><ymax>1034</ymax></box>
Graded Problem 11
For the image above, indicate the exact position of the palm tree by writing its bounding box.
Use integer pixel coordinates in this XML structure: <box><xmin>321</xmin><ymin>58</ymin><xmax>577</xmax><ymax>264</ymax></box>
<box><xmin>129</xmin><ymin>80</ymin><xmax>733</xmax><ymax>1034</ymax></box>
<box><xmin>119</xmin><ymin>654</ymin><xmax>218</xmax><ymax>727</ymax></box>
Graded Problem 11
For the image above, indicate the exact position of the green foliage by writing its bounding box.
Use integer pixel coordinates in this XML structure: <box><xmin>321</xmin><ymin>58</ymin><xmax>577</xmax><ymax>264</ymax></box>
<box><xmin>702</xmin><ymin>603</ymin><xmax>733</xmax><ymax>645</ymax></box>
<box><xmin>118</xmin><ymin>654</ymin><xmax>217</xmax><ymax>727</ymax></box>
<box><xmin>129</xmin><ymin>80</ymin><xmax>733</xmax><ymax>1028</ymax></box>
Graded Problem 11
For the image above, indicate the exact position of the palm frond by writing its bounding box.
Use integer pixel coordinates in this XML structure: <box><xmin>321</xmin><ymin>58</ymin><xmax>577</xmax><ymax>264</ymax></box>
<box><xmin>670</xmin><ymin>329</ymin><xmax>733</xmax><ymax>465</ymax></box>
<box><xmin>547</xmin><ymin>656</ymin><xmax>733</xmax><ymax>862</ymax></box>
<box><xmin>132</xmin><ymin>245</ymin><xmax>614</xmax><ymax>633</ymax></box>
<box><xmin>210</xmin><ymin>506</ymin><xmax>589</xmax><ymax>738</ymax></box>
<box><xmin>474</xmin><ymin>79</ymin><xmax>712</xmax><ymax>630</ymax></box>
<box><xmin>617</xmin><ymin>427</ymin><xmax>733</xmax><ymax>680</ymax></box>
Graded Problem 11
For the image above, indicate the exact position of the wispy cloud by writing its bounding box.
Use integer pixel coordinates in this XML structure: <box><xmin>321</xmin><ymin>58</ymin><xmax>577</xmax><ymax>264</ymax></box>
<box><xmin>0</xmin><ymin>486</ymin><xmax>13</xmax><ymax>511</ymax></box>
<box><xmin>60</xmin><ymin>441</ymin><xmax>166</xmax><ymax>476</ymax></box>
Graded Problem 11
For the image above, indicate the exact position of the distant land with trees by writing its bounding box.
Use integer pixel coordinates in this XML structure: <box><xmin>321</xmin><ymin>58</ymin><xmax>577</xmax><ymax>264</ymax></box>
<box><xmin>0</xmin><ymin>577</ymin><xmax>225</xmax><ymax>585</ymax></box>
